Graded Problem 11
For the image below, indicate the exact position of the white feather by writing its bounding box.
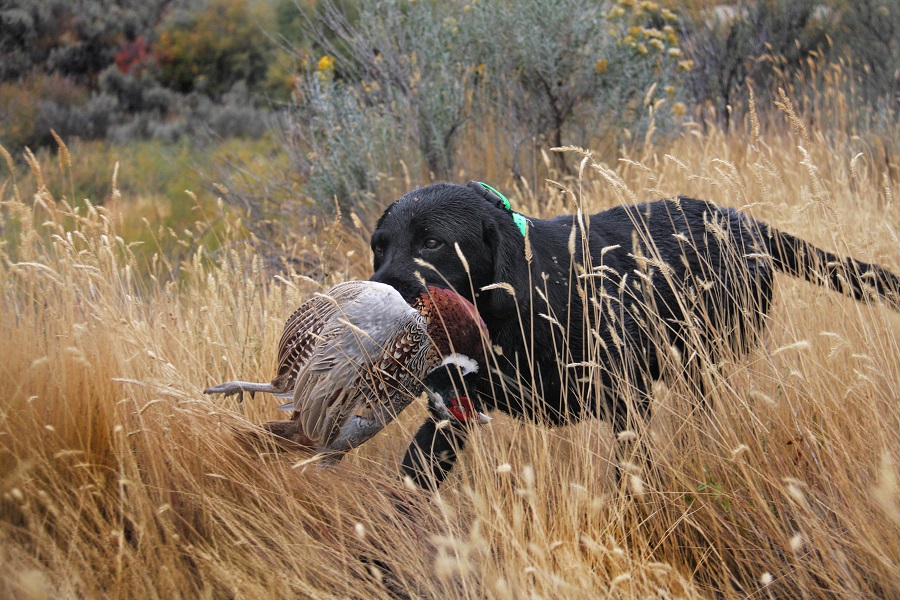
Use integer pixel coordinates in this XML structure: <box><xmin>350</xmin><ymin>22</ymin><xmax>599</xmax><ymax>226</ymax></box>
<box><xmin>439</xmin><ymin>353</ymin><xmax>479</xmax><ymax>375</ymax></box>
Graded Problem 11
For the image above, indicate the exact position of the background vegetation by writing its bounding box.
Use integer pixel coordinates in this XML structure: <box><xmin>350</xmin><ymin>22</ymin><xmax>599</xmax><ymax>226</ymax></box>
<box><xmin>2</xmin><ymin>0</ymin><xmax>898</xmax><ymax>232</ymax></box>
<box><xmin>1</xmin><ymin>0</ymin><xmax>898</xmax><ymax>597</ymax></box>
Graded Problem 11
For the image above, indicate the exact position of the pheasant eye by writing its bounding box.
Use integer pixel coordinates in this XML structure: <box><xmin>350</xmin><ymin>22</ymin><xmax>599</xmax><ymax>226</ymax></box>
<box><xmin>423</xmin><ymin>238</ymin><xmax>442</xmax><ymax>250</ymax></box>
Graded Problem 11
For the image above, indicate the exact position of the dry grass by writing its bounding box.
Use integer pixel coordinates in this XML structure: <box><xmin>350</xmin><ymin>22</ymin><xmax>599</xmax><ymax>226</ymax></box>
<box><xmin>1</xmin><ymin>99</ymin><xmax>898</xmax><ymax>598</ymax></box>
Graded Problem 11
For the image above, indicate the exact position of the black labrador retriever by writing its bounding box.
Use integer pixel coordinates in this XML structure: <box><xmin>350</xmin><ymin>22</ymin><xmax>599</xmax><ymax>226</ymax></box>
<box><xmin>370</xmin><ymin>182</ymin><xmax>899</xmax><ymax>488</ymax></box>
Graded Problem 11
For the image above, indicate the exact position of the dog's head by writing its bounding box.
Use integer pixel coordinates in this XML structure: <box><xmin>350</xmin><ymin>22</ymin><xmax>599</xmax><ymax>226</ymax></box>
<box><xmin>370</xmin><ymin>182</ymin><xmax>528</xmax><ymax>313</ymax></box>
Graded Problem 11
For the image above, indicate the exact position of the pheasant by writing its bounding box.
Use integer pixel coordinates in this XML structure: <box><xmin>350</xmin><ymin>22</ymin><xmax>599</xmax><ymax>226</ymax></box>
<box><xmin>204</xmin><ymin>281</ymin><xmax>490</xmax><ymax>459</ymax></box>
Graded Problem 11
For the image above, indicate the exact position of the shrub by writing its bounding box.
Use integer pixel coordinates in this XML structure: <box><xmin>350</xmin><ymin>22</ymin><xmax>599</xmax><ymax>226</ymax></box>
<box><xmin>284</xmin><ymin>72</ymin><xmax>408</xmax><ymax>213</ymax></box>
<box><xmin>273</xmin><ymin>0</ymin><xmax>687</xmax><ymax>215</ymax></box>
<box><xmin>679</xmin><ymin>0</ymin><xmax>833</xmax><ymax>127</ymax></box>
<box><xmin>831</xmin><ymin>0</ymin><xmax>900</xmax><ymax>110</ymax></box>
<box><xmin>0</xmin><ymin>0</ymin><xmax>172</xmax><ymax>85</ymax></box>
<box><xmin>0</xmin><ymin>73</ymin><xmax>90</xmax><ymax>149</ymax></box>
<box><xmin>301</xmin><ymin>0</ymin><xmax>474</xmax><ymax>180</ymax></box>
<box><xmin>468</xmin><ymin>0</ymin><xmax>687</xmax><ymax>171</ymax></box>
<box><xmin>98</xmin><ymin>65</ymin><xmax>171</xmax><ymax>115</ymax></box>
<box><xmin>39</xmin><ymin>92</ymin><xmax>119</xmax><ymax>141</ymax></box>
<box><xmin>155</xmin><ymin>0</ymin><xmax>276</xmax><ymax>99</ymax></box>
<box><xmin>207</xmin><ymin>82</ymin><xmax>271</xmax><ymax>139</ymax></box>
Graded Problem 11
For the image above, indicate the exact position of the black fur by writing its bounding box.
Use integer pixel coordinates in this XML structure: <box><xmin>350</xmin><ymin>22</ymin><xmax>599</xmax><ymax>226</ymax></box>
<box><xmin>371</xmin><ymin>182</ymin><xmax>900</xmax><ymax>486</ymax></box>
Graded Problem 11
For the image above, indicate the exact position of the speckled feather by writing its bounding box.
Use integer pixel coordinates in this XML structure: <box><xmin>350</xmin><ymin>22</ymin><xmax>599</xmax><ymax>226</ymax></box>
<box><xmin>270</xmin><ymin>281</ymin><xmax>383</xmax><ymax>395</ymax></box>
<box><xmin>291</xmin><ymin>285</ymin><xmax>434</xmax><ymax>448</ymax></box>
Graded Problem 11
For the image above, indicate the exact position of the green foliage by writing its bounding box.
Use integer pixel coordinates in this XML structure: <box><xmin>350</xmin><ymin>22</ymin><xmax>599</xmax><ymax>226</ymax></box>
<box><xmin>695</xmin><ymin>465</ymin><xmax>734</xmax><ymax>515</ymax></box>
<box><xmin>155</xmin><ymin>0</ymin><xmax>276</xmax><ymax>98</ymax></box>
<box><xmin>0</xmin><ymin>74</ymin><xmax>90</xmax><ymax>148</ymax></box>
<box><xmin>0</xmin><ymin>0</ymin><xmax>171</xmax><ymax>84</ymax></box>
<box><xmin>274</xmin><ymin>0</ymin><xmax>687</xmax><ymax>213</ymax></box>
<box><xmin>469</xmin><ymin>0</ymin><xmax>687</xmax><ymax>170</ymax></box>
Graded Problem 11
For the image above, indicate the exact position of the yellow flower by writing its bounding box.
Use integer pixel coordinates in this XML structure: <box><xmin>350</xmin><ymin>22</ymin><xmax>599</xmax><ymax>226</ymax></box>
<box><xmin>667</xmin><ymin>31</ymin><xmax>678</xmax><ymax>45</ymax></box>
<box><xmin>667</xmin><ymin>47</ymin><xmax>682</xmax><ymax>58</ymax></box>
<box><xmin>648</xmin><ymin>38</ymin><xmax>665</xmax><ymax>52</ymax></box>
<box><xmin>317</xmin><ymin>55</ymin><xmax>334</xmax><ymax>72</ymax></box>
<box><xmin>629</xmin><ymin>26</ymin><xmax>641</xmax><ymax>36</ymax></box>
<box><xmin>595</xmin><ymin>58</ymin><xmax>609</xmax><ymax>74</ymax></box>
<box><xmin>661</xmin><ymin>8</ymin><xmax>677</xmax><ymax>21</ymax></box>
<box><xmin>673</xmin><ymin>102</ymin><xmax>686</xmax><ymax>117</ymax></box>
<box><xmin>637</xmin><ymin>43</ymin><xmax>648</xmax><ymax>55</ymax></box>
<box><xmin>678</xmin><ymin>59</ymin><xmax>694</xmax><ymax>71</ymax></box>
<box><xmin>664</xmin><ymin>85</ymin><xmax>675</xmax><ymax>98</ymax></box>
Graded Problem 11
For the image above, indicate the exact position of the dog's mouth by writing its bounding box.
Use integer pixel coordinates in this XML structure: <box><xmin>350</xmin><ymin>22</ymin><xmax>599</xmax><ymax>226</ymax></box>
<box><xmin>367</xmin><ymin>276</ymin><xmax>423</xmax><ymax>302</ymax></box>
<box><xmin>371</xmin><ymin>272</ymin><xmax>466</xmax><ymax>304</ymax></box>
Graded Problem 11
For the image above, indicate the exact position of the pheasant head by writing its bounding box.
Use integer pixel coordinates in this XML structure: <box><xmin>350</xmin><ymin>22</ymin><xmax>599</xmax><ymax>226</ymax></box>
<box><xmin>413</xmin><ymin>287</ymin><xmax>491</xmax><ymax>425</ymax></box>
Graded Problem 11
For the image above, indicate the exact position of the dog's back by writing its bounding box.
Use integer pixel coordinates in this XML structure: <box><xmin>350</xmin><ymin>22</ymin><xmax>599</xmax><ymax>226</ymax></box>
<box><xmin>481</xmin><ymin>197</ymin><xmax>779</xmax><ymax>426</ymax></box>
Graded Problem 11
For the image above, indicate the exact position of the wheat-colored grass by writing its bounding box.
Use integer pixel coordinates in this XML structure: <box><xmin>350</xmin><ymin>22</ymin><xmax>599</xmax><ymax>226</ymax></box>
<box><xmin>1</xmin><ymin>99</ymin><xmax>898</xmax><ymax>598</ymax></box>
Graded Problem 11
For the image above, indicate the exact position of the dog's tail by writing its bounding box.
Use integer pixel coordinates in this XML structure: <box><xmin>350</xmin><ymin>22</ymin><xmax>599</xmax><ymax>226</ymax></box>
<box><xmin>761</xmin><ymin>224</ymin><xmax>900</xmax><ymax>311</ymax></box>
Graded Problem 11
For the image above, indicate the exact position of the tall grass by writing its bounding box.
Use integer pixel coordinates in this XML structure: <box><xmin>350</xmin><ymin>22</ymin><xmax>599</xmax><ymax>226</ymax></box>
<box><xmin>1</xmin><ymin>95</ymin><xmax>898</xmax><ymax>598</ymax></box>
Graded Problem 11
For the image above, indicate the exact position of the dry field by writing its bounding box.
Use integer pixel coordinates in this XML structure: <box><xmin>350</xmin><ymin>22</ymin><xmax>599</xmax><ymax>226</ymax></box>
<box><xmin>1</xmin><ymin>105</ymin><xmax>898</xmax><ymax>598</ymax></box>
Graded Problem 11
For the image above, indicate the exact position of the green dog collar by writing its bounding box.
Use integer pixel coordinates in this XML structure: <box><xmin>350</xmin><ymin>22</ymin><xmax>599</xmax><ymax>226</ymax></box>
<box><xmin>478</xmin><ymin>182</ymin><xmax>528</xmax><ymax>237</ymax></box>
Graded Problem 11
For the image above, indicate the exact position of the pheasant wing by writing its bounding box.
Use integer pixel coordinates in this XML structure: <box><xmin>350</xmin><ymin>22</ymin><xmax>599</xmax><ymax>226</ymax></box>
<box><xmin>271</xmin><ymin>281</ymin><xmax>374</xmax><ymax>396</ymax></box>
<box><xmin>293</xmin><ymin>283</ymin><xmax>430</xmax><ymax>448</ymax></box>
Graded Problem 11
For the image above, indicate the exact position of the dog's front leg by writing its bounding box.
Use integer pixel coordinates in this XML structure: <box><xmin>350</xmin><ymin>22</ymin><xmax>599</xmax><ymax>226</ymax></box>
<box><xmin>401</xmin><ymin>411</ymin><xmax>470</xmax><ymax>490</ymax></box>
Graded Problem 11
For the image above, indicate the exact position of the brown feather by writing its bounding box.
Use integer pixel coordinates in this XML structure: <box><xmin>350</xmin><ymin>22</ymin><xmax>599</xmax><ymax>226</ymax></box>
<box><xmin>271</xmin><ymin>282</ymin><xmax>373</xmax><ymax>393</ymax></box>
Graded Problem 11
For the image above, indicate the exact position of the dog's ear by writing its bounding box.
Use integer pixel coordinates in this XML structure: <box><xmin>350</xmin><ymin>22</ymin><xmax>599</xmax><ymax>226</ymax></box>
<box><xmin>475</xmin><ymin>191</ymin><xmax>527</xmax><ymax>316</ymax></box>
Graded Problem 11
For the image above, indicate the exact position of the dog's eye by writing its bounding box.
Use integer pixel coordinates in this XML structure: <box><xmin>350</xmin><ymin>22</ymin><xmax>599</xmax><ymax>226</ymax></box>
<box><xmin>423</xmin><ymin>238</ymin><xmax>442</xmax><ymax>250</ymax></box>
<box><xmin>373</xmin><ymin>243</ymin><xmax>384</xmax><ymax>255</ymax></box>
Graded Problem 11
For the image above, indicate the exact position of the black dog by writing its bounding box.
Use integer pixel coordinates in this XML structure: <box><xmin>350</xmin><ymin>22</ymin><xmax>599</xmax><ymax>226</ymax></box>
<box><xmin>370</xmin><ymin>182</ymin><xmax>899</xmax><ymax>488</ymax></box>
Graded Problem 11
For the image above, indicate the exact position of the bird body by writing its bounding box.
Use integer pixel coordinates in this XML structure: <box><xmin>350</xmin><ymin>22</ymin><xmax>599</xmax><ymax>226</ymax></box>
<box><xmin>286</xmin><ymin>281</ymin><xmax>434</xmax><ymax>452</ymax></box>
<box><xmin>205</xmin><ymin>281</ymin><xmax>489</xmax><ymax>458</ymax></box>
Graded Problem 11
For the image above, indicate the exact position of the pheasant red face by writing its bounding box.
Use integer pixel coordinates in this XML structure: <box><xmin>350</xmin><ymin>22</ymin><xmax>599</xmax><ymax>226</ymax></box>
<box><xmin>447</xmin><ymin>395</ymin><xmax>476</xmax><ymax>422</ymax></box>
